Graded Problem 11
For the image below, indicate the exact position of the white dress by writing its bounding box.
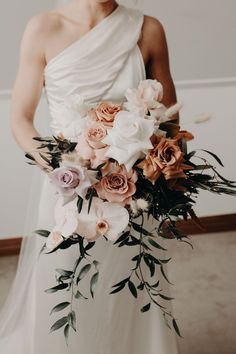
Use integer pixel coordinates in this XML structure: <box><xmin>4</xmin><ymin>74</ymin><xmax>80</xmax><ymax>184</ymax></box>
<box><xmin>0</xmin><ymin>5</ymin><xmax>179</xmax><ymax>354</ymax></box>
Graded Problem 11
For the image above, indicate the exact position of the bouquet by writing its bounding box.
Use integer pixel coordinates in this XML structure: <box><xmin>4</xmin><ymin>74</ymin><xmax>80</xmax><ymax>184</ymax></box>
<box><xmin>26</xmin><ymin>79</ymin><xmax>236</xmax><ymax>343</ymax></box>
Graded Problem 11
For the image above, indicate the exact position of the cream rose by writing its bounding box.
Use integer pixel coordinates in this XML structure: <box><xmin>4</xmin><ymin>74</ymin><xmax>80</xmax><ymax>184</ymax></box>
<box><xmin>125</xmin><ymin>79</ymin><xmax>164</xmax><ymax>117</ymax></box>
<box><xmin>102</xmin><ymin>111</ymin><xmax>154</xmax><ymax>171</ymax></box>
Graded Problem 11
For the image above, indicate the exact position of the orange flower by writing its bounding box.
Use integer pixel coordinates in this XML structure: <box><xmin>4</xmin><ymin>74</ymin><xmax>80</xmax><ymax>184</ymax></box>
<box><xmin>137</xmin><ymin>136</ymin><xmax>192</xmax><ymax>184</ymax></box>
<box><xmin>89</xmin><ymin>102</ymin><xmax>122</xmax><ymax>127</ymax></box>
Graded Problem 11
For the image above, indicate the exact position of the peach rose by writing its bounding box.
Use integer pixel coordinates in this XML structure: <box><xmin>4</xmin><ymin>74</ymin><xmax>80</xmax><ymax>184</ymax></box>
<box><xmin>137</xmin><ymin>137</ymin><xmax>192</xmax><ymax>184</ymax></box>
<box><xmin>89</xmin><ymin>102</ymin><xmax>122</xmax><ymax>127</ymax></box>
<box><xmin>94</xmin><ymin>163</ymin><xmax>138</xmax><ymax>206</ymax></box>
<box><xmin>76</xmin><ymin>124</ymin><xmax>109</xmax><ymax>168</ymax></box>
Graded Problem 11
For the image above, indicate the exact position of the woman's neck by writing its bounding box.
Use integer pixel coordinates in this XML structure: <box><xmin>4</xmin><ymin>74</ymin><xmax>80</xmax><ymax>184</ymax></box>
<box><xmin>67</xmin><ymin>0</ymin><xmax>119</xmax><ymax>27</ymax></box>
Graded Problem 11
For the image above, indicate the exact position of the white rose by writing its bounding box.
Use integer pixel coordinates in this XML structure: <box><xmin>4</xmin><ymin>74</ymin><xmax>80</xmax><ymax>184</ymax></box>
<box><xmin>102</xmin><ymin>111</ymin><xmax>154</xmax><ymax>171</ymax></box>
<box><xmin>124</xmin><ymin>79</ymin><xmax>164</xmax><ymax>117</ymax></box>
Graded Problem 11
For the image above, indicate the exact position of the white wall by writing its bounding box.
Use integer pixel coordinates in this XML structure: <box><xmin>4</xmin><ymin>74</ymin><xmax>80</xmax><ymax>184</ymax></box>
<box><xmin>1</xmin><ymin>0</ymin><xmax>236</xmax><ymax>88</ymax></box>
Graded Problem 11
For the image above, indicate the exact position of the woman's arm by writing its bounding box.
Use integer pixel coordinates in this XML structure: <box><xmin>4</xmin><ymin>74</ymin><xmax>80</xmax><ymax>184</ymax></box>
<box><xmin>10</xmin><ymin>15</ymin><xmax>51</xmax><ymax>171</ymax></box>
<box><xmin>144</xmin><ymin>17</ymin><xmax>179</xmax><ymax>124</ymax></box>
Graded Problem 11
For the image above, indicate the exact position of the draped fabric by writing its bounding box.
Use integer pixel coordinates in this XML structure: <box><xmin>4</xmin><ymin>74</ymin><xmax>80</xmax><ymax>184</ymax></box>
<box><xmin>0</xmin><ymin>4</ymin><xmax>179</xmax><ymax>354</ymax></box>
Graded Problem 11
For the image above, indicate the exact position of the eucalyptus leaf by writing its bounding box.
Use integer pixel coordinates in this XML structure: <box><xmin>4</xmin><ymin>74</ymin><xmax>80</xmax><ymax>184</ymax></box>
<box><xmin>158</xmin><ymin>294</ymin><xmax>174</xmax><ymax>301</ymax></box>
<box><xmin>56</xmin><ymin>269</ymin><xmax>73</xmax><ymax>277</ymax></box>
<box><xmin>90</xmin><ymin>272</ymin><xmax>99</xmax><ymax>298</ymax></box>
<box><xmin>50</xmin><ymin>302</ymin><xmax>70</xmax><ymax>315</ymax></box>
<box><xmin>34</xmin><ymin>229</ymin><xmax>50</xmax><ymax>238</ymax></box>
<box><xmin>64</xmin><ymin>324</ymin><xmax>70</xmax><ymax>346</ymax></box>
<box><xmin>45</xmin><ymin>283</ymin><xmax>68</xmax><ymax>294</ymax></box>
<box><xmin>76</xmin><ymin>264</ymin><xmax>92</xmax><ymax>284</ymax></box>
<box><xmin>75</xmin><ymin>290</ymin><xmax>88</xmax><ymax>300</ymax></box>
<box><xmin>110</xmin><ymin>282</ymin><xmax>126</xmax><ymax>294</ymax></box>
<box><xmin>50</xmin><ymin>316</ymin><xmax>68</xmax><ymax>333</ymax></box>
<box><xmin>128</xmin><ymin>280</ymin><xmax>138</xmax><ymax>298</ymax></box>
<box><xmin>141</xmin><ymin>303</ymin><xmax>151</xmax><ymax>312</ymax></box>
<box><xmin>68</xmin><ymin>311</ymin><xmax>76</xmax><ymax>332</ymax></box>
<box><xmin>172</xmin><ymin>318</ymin><xmax>182</xmax><ymax>337</ymax></box>
<box><xmin>148</xmin><ymin>238</ymin><xmax>167</xmax><ymax>251</ymax></box>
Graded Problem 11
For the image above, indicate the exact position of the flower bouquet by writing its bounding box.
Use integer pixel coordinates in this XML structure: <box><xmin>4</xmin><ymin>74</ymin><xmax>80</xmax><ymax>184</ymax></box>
<box><xmin>26</xmin><ymin>80</ymin><xmax>236</xmax><ymax>342</ymax></box>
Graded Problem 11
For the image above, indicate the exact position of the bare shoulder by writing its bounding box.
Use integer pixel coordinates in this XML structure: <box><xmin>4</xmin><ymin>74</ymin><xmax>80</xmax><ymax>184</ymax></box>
<box><xmin>25</xmin><ymin>12</ymin><xmax>62</xmax><ymax>38</ymax></box>
<box><xmin>141</xmin><ymin>15</ymin><xmax>167</xmax><ymax>55</ymax></box>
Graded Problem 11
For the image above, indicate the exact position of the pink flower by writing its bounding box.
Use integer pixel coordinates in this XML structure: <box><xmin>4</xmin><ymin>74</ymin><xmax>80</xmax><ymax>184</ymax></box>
<box><xmin>94</xmin><ymin>163</ymin><xmax>138</xmax><ymax>206</ymax></box>
<box><xmin>49</xmin><ymin>162</ymin><xmax>98</xmax><ymax>199</ymax></box>
<box><xmin>89</xmin><ymin>102</ymin><xmax>122</xmax><ymax>127</ymax></box>
<box><xmin>125</xmin><ymin>79</ymin><xmax>164</xmax><ymax>117</ymax></box>
<box><xmin>76</xmin><ymin>124</ymin><xmax>109</xmax><ymax>168</ymax></box>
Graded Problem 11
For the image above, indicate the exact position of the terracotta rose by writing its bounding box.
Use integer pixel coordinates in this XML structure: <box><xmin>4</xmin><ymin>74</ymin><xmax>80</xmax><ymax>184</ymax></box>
<box><xmin>137</xmin><ymin>136</ymin><xmax>192</xmax><ymax>184</ymax></box>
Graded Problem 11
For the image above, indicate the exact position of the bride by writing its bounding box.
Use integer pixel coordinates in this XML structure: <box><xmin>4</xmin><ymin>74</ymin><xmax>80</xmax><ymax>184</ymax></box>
<box><xmin>1</xmin><ymin>0</ymin><xmax>180</xmax><ymax>353</ymax></box>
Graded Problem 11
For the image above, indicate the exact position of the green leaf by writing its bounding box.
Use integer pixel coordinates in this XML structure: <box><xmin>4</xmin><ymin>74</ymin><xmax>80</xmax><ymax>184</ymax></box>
<box><xmin>64</xmin><ymin>324</ymin><xmax>70</xmax><ymax>346</ymax></box>
<box><xmin>132</xmin><ymin>222</ymin><xmax>152</xmax><ymax>236</ymax></box>
<box><xmin>141</xmin><ymin>303</ymin><xmax>151</xmax><ymax>312</ymax></box>
<box><xmin>39</xmin><ymin>152</ymin><xmax>51</xmax><ymax>165</ymax></box>
<box><xmin>110</xmin><ymin>282</ymin><xmax>126</xmax><ymax>294</ymax></box>
<box><xmin>50</xmin><ymin>316</ymin><xmax>68</xmax><ymax>332</ymax></box>
<box><xmin>111</xmin><ymin>277</ymin><xmax>130</xmax><ymax>288</ymax></box>
<box><xmin>68</xmin><ymin>311</ymin><xmax>76</xmax><ymax>332</ymax></box>
<box><xmin>172</xmin><ymin>318</ymin><xmax>182</xmax><ymax>337</ymax></box>
<box><xmin>50</xmin><ymin>302</ymin><xmax>70</xmax><ymax>315</ymax></box>
<box><xmin>93</xmin><ymin>260</ymin><xmax>100</xmax><ymax>271</ymax></box>
<box><xmin>160</xmin><ymin>258</ymin><xmax>172</xmax><ymax>264</ymax></box>
<box><xmin>75</xmin><ymin>290</ymin><xmax>88</xmax><ymax>300</ymax></box>
<box><xmin>160</xmin><ymin>265</ymin><xmax>174</xmax><ymax>285</ymax></box>
<box><xmin>137</xmin><ymin>282</ymin><xmax>144</xmax><ymax>290</ymax></box>
<box><xmin>76</xmin><ymin>264</ymin><xmax>92</xmax><ymax>284</ymax></box>
<box><xmin>148</xmin><ymin>238</ymin><xmax>167</xmax><ymax>251</ymax></box>
<box><xmin>151</xmin><ymin>280</ymin><xmax>160</xmax><ymax>288</ymax></box>
<box><xmin>114</xmin><ymin>231</ymin><xmax>130</xmax><ymax>245</ymax></box>
<box><xmin>25</xmin><ymin>153</ymin><xmax>36</xmax><ymax>161</ymax></box>
<box><xmin>77</xmin><ymin>197</ymin><xmax>83</xmax><ymax>213</ymax></box>
<box><xmin>45</xmin><ymin>283</ymin><xmax>68</xmax><ymax>294</ymax></box>
<box><xmin>128</xmin><ymin>280</ymin><xmax>138</xmax><ymax>298</ymax></box>
<box><xmin>34</xmin><ymin>229</ymin><xmax>50</xmax><ymax>238</ymax></box>
<box><xmin>90</xmin><ymin>272</ymin><xmax>99</xmax><ymax>298</ymax></box>
<box><xmin>56</xmin><ymin>269</ymin><xmax>73</xmax><ymax>277</ymax></box>
<box><xmin>158</xmin><ymin>294</ymin><xmax>174</xmax><ymax>301</ymax></box>
<box><xmin>201</xmin><ymin>149</ymin><xmax>224</xmax><ymax>167</ymax></box>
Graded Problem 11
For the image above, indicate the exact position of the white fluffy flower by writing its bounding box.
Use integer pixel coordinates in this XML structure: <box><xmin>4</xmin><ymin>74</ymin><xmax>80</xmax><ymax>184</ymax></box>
<box><xmin>125</xmin><ymin>79</ymin><xmax>164</xmax><ymax>117</ymax></box>
<box><xmin>50</xmin><ymin>95</ymin><xmax>89</xmax><ymax>141</ymax></box>
<box><xmin>77</xmin><ymin>198</ymin><xmax>129</xmax><ymax>242</ymax></box>
<box><xmin>136</xmin><ymin>198</ymin><xmax>149</xmax><ymax>211</ymax></box>
<box><xmin>102</xmin><ymin>111</ymin><xmax>154</xmax><ymax>171</ymax></box>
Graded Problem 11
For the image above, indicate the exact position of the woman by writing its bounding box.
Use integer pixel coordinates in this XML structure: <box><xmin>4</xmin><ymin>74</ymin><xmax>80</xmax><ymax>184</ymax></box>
<box><xmin>1</xmin><ymin>1</ymin><xmax>179</xmax><ymax>353</ymax></box>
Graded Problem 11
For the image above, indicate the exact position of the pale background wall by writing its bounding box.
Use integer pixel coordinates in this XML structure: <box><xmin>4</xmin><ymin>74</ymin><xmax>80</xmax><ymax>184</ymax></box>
<box><xmin>1</xmin><ymin>0</ymin><xmax>236</xmax><ymax>89</ymax></box>
<box><xmin>0</xmin><ymin>0</ymin><xmax>235</xmax><ymax>238</ymax></box>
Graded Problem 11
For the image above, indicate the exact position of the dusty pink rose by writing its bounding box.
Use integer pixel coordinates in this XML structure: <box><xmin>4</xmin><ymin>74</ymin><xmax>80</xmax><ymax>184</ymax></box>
<box><xmin>49</xmin><ymin>163</ymin><xmax>98</xmax><ymax>199</ymax></box>
<box><xmin>76</xmin><ymin>124</ymin><xmax>109</xmax><ymax>168</ymax></box>
<box><xmin>89</xmin><ymin>102</ymin><xmax>122</xmax><ymax>127</ymax></box>
<box><xmin>94</xmin><ymin>163</ymin><xmax>138</xmax><ymax>206</ymax></box>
